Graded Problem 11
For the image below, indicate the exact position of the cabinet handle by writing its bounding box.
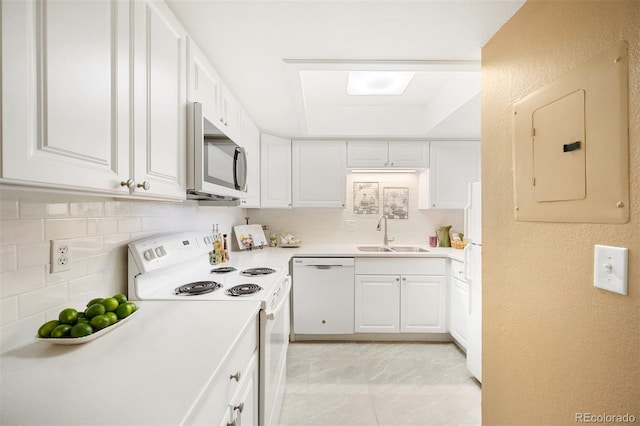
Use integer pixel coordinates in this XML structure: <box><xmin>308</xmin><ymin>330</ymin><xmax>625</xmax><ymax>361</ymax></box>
<box><xmin>402</xmin><ymin>277</ymin><xmax>406</xmax><ymax>281</ymax></box>
<box><xmin>390</xmin><ymin>162</ymin><xmax>394</xmax><ymax>166</ymax></box>
<box><xmin>395</xmin><ymin>278</ymin><xmax>400</xmax><ymax>282</ymax></box>
<box><xmin>230</xmin><ymin>371</ymin><xmax>241</xmax><ymax>382</ymax></box>
<box><xmin>137</xmin><ymin>181</ymin><xmax>150</xmax><ymax>191</ymax></box>
<box><xmin>120</xmin><ymin>179</ymin><xmax>134</xmax><ymax>189</ymax></box>
<box><xmin>233</xmin><ymin>402</ymin><xmax>244</xmax><ymax>413</ymax></box>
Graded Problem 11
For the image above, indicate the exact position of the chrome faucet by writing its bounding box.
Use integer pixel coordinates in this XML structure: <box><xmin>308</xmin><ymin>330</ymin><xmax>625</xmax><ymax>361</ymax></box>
<box><xmin>376</xmin><ymin>214</ymin><xmax>394</xmax><ymax>247</ymax></box>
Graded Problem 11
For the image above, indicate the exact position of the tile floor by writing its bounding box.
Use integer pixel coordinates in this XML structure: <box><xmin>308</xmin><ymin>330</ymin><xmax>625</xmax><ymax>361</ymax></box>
<box><xmin>279</xmin><ymin>342</ymin><xmax>480</xmax><ymax>426</ymax></box>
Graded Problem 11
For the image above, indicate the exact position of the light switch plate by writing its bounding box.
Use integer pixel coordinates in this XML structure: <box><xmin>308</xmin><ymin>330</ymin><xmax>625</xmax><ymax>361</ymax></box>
<box><xmin>594</xmin><ymin>245</ymin><xmax>628</xmax><ymax>295</ymax></box>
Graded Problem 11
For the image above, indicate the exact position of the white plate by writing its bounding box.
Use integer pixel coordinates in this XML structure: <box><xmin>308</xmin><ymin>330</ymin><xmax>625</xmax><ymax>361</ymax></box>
<box><xmin>36</xmin><ymin>308</ymin><xmax>140</xmax><ymax>345</ymax></box>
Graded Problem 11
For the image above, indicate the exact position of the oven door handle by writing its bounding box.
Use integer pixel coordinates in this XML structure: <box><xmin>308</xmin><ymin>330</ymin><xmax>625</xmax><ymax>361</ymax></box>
<box><xmin>265</xmin><ymin>276</ymin><xmax>290</xmax><ymax>320</ymax></box>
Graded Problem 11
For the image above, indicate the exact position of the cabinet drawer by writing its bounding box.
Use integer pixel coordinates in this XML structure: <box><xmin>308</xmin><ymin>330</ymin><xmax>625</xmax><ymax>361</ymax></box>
<box><xmin>355</xmin><ymin>258</ymin><xmax>446</xmax><ymax>275</ymax></box>
<box><xmin>183</xmin><ymin>316</ymin><xmax>258</xmax><ymax>425</ymax></box>
<box><xmin>450</xmin><ymin>260</ymin><xmax>466</xmax><ymax>282</ymax></box>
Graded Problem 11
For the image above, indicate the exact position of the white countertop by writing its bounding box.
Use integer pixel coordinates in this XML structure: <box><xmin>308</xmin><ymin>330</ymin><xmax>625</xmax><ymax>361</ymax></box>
<box><xmin>226</xmin><ymin>243</ymin><xmax>466</xmax><ymax>268</ymax></box>
<box><xmin>0</xmin><ymin>300</ymin><xmax>261</xmax><ymax>426</ymax></box>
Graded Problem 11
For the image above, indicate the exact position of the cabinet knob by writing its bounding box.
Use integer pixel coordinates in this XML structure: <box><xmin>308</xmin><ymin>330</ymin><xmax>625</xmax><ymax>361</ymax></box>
<box><xmin>390</xmin><ymin>162</ymin><xmax>394</xmax><ymax>166</ymax></box>
<box><xmin>230</xmin><ymin>371</ymin><xmax>241</xmax><ymax>382</ymax></box>
<box><xmin>402</xmin><ymin>277</ymin><xmax>406</xmax><ymax>281</ymax></box>
<box><xmin>226</xmin><ymin>422</ymin><xmax>236</xmax><ymax>426</ymax></box>
<box><xmin>137</xmin><ymin>181</ymin><xmax>150</xmax><ymax>191</ymax></box>
<box><xmin>120</xmin><ymin>179</ymin><xmax>134</xmax><ymax>189</ymax></box>
<box><xmin>395</xmin><ymin>278</ymin><xmax>400</xmax><ymax>282</ymax></box>
<box><xmin>233</xmin><ymin>402</ymin><xmax>244</xmax><ymax>413</ymax></box>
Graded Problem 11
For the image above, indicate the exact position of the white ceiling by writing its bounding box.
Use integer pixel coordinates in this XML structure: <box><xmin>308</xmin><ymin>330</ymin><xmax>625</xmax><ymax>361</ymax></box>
<box><xmin>165</xmin><ymin>0</ymin><xmax>525</xmax><ymax>139</ymax></box>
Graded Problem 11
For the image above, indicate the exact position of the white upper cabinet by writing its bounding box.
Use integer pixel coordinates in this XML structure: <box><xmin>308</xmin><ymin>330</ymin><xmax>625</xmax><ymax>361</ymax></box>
<box><xmin>1</xmin><ymin>0</ymin><xmax>131</xmax><ymax>195</ymax></box>
<box><xmin>241</xmin><ymin>117</ymin><xmax>261</xmax><ymax>208</ymax></box>
<box><xmin>187</xmin><ymin>38</ymin><xmax>222</xmax><ymax>124</ymax></box>
<box><xmin>292</xmin><ymin>140</ymin><xmax>346</xmax><ymax>208</ymax></box>
<box><xmin>132</xmin><ymin>0</ymin><xmax>187</xmax><ymax>200</ymax></box>
<box><xmin>419</xmin><ymin>140</ymin><xmax>480</xmax><ymax>209</ymax></box>
<box><xmin>1</xmin><ymin>0</ymin><xmax>186</xmax><ymax>200</ymax></box>
<box><xmin>260</xmin><ymin>134</ymin><xmax>291</xmax><ymax>208</ymax></box>
<box><xmin>219</xmin><ymin>85</ymin><xmax>244</xmax><ymax>142</ymax></box>
<box><xmin>347</xmin><ymin>141</ymin><xmax>428</xmax><ymax>168</ymax></box>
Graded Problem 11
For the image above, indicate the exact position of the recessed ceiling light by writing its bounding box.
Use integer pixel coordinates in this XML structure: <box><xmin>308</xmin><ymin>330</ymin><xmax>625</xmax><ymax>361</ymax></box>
<box><xmin>347</xmin><ymin>71</ymin><xmax>416</xmax><ymax>96</ymax></box>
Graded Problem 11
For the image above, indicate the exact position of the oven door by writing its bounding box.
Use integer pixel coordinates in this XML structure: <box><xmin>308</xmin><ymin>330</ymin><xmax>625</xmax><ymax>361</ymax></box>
<box><xmin>259</xmin><ymin>276</ymin><xmax>290</xmax><ymax>426</ymax></box>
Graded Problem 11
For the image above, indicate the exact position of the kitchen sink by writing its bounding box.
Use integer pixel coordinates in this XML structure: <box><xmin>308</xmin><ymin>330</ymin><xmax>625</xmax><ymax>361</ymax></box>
<box><xmin>389</xmin><ymin>246</ymin><xmax>429</xmax><ymax>253</ymax></box>
<box><xmin>357</xmin><ymin>246</ymin><xmax>394</xmax><ymax>252</ymax></box>
<box><xmin>357</xmin><ymin>246</ymin><xmax>428</xmax><ymax>253</ymax></box>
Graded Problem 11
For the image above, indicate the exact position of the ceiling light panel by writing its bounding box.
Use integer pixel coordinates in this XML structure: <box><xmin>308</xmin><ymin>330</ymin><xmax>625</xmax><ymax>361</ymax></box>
<box><xmin>347</xmin><ymin>71</ymin><xmax>416</xmax><ymax>95</ymax></box>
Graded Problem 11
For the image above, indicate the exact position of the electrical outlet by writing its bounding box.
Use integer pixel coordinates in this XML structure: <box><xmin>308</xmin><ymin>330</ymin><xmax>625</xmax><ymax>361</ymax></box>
<box><xmin>50</xmin><ymin>240</ymin><xmax>72</xmax><ymax>273</ymax></box>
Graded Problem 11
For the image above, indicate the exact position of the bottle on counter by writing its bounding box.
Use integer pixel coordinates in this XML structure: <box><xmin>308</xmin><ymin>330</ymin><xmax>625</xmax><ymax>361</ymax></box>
<box><xmin>209</xmin><ymin>224</ymin><xmax>219</xmax><ymax>265</ymax></box>
<box><xmin>214</xmin><ymin>225</ymin><xmax>224</xmax><ymax>264</ymax></box>
<box><xmin>223</xmin><ymin>234</ymin><xmax>230</xmax><ymax>262</ymax></box>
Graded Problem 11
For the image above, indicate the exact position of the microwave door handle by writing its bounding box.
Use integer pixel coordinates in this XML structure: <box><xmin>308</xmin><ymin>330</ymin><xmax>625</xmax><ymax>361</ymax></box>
<box><xmin>234</xmin><ymin>147</ymin><xmax>248</xmax><ymax>191</ymax></box>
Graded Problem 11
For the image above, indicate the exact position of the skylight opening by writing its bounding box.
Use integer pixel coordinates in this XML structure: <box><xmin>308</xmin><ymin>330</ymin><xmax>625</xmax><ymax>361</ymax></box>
<box><xmin>347</xmin><ymin>71</ymin><xmax>416</xmax><ymax>96</ymax></box>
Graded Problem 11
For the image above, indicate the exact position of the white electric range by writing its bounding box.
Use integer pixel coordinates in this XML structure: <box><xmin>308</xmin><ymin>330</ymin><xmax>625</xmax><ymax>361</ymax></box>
<box><xmin>127</xmin><ymin>231</ymin><xmax>290</xmax><ymax>426</ymax></box>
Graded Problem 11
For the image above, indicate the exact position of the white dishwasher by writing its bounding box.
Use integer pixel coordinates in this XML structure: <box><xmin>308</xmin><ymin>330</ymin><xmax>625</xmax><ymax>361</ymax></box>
<box><xmin>292</xmin><ymin>257</ymin><xmax>355</xmax><ymax>335</ymax></box>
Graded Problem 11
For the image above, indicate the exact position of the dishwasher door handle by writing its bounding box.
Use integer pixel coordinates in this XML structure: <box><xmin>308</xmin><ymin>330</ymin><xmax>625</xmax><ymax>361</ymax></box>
<box><xmin>312</xmin><ymin>265</ymin><xmax>337</xmax><ymax>269</ymax></box>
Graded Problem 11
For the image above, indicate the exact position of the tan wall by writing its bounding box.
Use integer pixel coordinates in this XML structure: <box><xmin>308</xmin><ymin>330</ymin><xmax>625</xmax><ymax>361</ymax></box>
<box><xmin>481</xmin><ymin>1</ymin><xmax>639</xmax><ymax>424</ymax></box>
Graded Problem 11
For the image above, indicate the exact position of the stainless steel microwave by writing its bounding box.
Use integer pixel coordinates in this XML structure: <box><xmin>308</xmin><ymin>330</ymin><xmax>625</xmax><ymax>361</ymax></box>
<box><xmin>187</xmin><ymin>102</ymin><xmax>247</xmax><ymax>201</ymax></box>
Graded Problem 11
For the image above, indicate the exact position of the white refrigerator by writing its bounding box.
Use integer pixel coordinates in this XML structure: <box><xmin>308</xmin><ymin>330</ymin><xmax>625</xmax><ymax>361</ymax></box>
<box><xmin>464</xmin><ymin>181</ymin><xmax>482</xmax><ymax>382</ymax></box>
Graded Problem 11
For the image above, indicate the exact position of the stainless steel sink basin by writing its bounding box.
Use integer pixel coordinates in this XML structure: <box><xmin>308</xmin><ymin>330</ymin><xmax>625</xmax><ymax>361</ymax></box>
<box><xmin>357</xmin><ymin>245</ymin><xmax>428</xmax><ymax>253</ymax></box>
<box><xmin>357</xmin><ymin>246</ymin><xmax>394</xmax><ymax>252</ymax></box>
<box><xmin>389</xmin><ymin>246</ymin><xmax>429</xmax><ymax>253</ymax></box>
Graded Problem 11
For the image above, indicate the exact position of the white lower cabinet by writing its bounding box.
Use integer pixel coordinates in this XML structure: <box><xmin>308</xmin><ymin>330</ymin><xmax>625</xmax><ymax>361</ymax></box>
<box><xmin>224</xmin><ymin>352</ymin><xmax>258</xmax><ymax>426</ymax></box>
<box><xmin>449</xmin><ymin>259</ymin><xmax>469</xmax><ymax>349</ymax></box>
<box><xmin>354</xmin><ymin>258</ymin><xmax>447</xmax><ymax>334</ymax></box>
<box><xmin>183</xmin><ymin>316</ymin><xmax>258</xmax><ymax>426</ymax></box>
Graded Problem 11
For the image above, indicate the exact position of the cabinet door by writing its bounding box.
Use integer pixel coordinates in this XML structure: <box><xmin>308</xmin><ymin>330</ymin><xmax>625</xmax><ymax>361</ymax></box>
<box><xmin>388</xmin><ymin>141</ymin><xmax>429</xmax><ymax>168</ymax></box>
<box><xmin>449</xmin><ymin>277</ymin><xmax>469</xmax><ymax>349</ymax></box>
<box><xmin>346</xmin><ymin>141</ymin><xmax>388</xmax><ymax>167</ymax></box>
<box><xmin>355</xmin><ymin>275</ymin><xmax>400</xmax><ymax>333</ymax></box>
<box><xmin>260</xmin><ymin>134</ymin><xmax>291</xmax><ymax>208</ymax></box>
<box><xmin>187</xmin><ymin>38</ymin><xmax>222</xmax><ymax>123</ymax></box>
<box><xmin>292</xmin><ymin>140</ymin><xmax>346</xmax><ymax>208</ymax></box>
<box><xmin>241</xmin><ymin>118</ymin><xmax>261</xmax><ymax>208</ymax></box>
<box><xmin>233</xmin><ymin>352</ymin><xmax>258</xmax><ymax>426</ymax></box>
<box><xmin>425</xmin><ymin>140</ymin><xmax>480</xmax><ymax>209</ymax></box>
<box><xmin>2</xmin><ymin>0</ymin><xmax>130</xmax><ymax>194</ymax></box>
<box><xmin>220</xmin><ymin>85</ymin><xmax>243</xmax><ymax>141</ymax></box>
<box><xmin>400</xmin><ymin>275</ymin><xmax>447</xmax><ymax>333</ymax></box>
<box><xmin>132</xmin><ymin>0</ymin><xmax>186</xmax><ymax>200</ymax></box>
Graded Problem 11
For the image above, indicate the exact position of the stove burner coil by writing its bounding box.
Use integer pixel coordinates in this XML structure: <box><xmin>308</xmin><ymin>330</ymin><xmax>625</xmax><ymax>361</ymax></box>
<box><xmin>211</xmin><ymin>266</ymin><xmax>237</xmax><ymax>274</ymax></box>
<box><xmin>225</xmin><ymin>284</ymin><xmax>263</xmax><ymax>297</ymax></box>
<box><xmin>175</xmin><ymin>281</ymin><xmax>222</xmax><ymax>296</ymax></box>
<box><xmin>240</xmin><ymin>267</ymin><xmax>276</xmax><ymax>276</ymax></box>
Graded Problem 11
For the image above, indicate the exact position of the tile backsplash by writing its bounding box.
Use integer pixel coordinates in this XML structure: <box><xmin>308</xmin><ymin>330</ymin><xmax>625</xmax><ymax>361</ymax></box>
<box><xmin>248</xmin><ymin>172</ymin><xmax>464</xmax><ymax>245</ymax></box>
<box><xmin>0</xmin><ymin>189</ymin><xmax>244</xmax><ymax>353</ymax></box>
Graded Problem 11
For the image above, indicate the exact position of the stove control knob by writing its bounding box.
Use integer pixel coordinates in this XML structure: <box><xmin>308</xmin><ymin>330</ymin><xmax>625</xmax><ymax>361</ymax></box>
<box><xmin>143</xmin><ymin>249</ymin><xmax>156</xmax><ymax>261</ymax></box>
<box><xmin>155</xmin><ymin>246</ymin><xmax>166</xmax><ymax>257</ymax></box>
